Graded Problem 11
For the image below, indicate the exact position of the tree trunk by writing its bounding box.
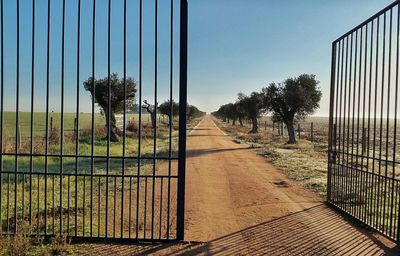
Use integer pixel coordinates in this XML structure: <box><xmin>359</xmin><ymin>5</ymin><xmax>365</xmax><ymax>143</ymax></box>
<box><xmin>227</xmin><ymin>119</ymin><xmax>230</xmax><ymax>124</ymax></box>
<box><xmin>239</xmin><ymin>117</ymin><xmax>243</xmax><ymax>126</ymax></box>
<box><xmin>250</xmin><ymin>117</ymin><xmax>258</xmax><ymax>133</ymax></box>
<box><xmin>232</xmin><ymin>119</ymin><xmax>236</xmax><ymax>125</ymax></box>
<box><xmin>150</xmin><ymin>112</ymin><xmax>156</xmax><ymax>129</ymax></box>
<box><xmin>104</xmin><ymin>109</ymin><xmax>120</xmax><ymax>142</ymax></box>
<box><xmin>286</xmin><ymin>121</ymin><xmax>296</xmax><ymax>144</ymax></box>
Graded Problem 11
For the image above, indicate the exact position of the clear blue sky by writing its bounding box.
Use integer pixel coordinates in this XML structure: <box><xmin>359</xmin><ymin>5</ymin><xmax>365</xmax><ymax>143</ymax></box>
<box><xmin>188</xmin><ymin>0</ymin><xmax>394</xmax><ymax>116</ymax></box>
<box><xmin>1</xmin><ymin>0</ymin><xmax>396</xmax><ymax>116</ymax></box>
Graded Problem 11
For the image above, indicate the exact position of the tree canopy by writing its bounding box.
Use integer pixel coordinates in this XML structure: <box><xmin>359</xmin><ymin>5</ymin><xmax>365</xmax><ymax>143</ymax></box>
<box><xmin>212</xmin><ymin>74</ymin><xmax>322</xmax><ymax>143</ymax></box>
<box><xmin>83</xmin><ymin>73</ymin><xmax>137</xmax><ymax>142</ymax></box>
<box><xmin>263</xmin><ymin>74</ymin><xmax>321</xmax><ymax>143</ymax></box>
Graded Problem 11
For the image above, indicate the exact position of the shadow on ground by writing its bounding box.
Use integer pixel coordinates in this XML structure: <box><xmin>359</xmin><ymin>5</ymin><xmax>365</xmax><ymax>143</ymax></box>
<box><xmin>78</xmin><ymin>205</ymin><xmax>399</xmax><ymax>255</ymax></box>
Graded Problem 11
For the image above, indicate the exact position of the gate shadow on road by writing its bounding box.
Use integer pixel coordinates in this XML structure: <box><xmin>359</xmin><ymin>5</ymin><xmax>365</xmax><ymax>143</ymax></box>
<box><xmin>186</xmin><ymin>147</ymin><xmax>251</xmax><ymax>158</ymax></box>
<box><xmin>81</xmin><ymin>204</ymin><xmax>399</xmax><ymax>255</ymax></box>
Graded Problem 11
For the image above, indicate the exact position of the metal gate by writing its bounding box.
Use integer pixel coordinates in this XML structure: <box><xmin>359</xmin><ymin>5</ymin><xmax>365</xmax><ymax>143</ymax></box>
<box><xmin>328</xmin><ymin>1</ymin><xmax>400</xmax><ymax>242</ymax></box>
<box><xmin>0</xmin><ymin>0</ymin><xmax>187</xmax><ymax>242</ymax></box>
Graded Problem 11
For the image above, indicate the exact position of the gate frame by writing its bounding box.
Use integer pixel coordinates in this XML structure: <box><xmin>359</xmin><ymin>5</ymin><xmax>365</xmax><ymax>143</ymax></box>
<box><xmin>0</xmin><ymin>0</ymin><xmax>189</xmax><ymax>244</ymax></box>
<box><xmin>177</xmin><ymin>0</ymin><xmax>188</xmax><ymax>242</ymax></box>
<box><xmin>327</xmin><ymin>0</ymin><xmax>400</xmax><ymax>243</ymax></box>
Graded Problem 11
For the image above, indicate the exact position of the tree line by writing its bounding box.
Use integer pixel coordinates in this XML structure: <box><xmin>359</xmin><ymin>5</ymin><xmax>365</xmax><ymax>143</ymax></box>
<box><xmin>84</xmin><ymin>73</ymin><xmax>205</xmax><ymax>142</ymax></box>
<box><xmin>212</xmin><ymin>74</ymin><xmax>322</xmax><ymax>144</ymax></box>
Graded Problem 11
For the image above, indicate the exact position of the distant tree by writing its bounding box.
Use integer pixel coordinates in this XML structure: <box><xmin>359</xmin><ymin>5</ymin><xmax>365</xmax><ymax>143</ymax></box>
<box><xmin>214</xmin><ymin>104</ymin><xmax>229</xmax><ymax>122</ymax></box>
<box><xmin>158</xmin><ymin>100</ymin><xmax>179</xmax><ymax>123</ymax></box>
<box><xmin>263</xmin><ymin>74</ymin><xmax>322</xmax><ymax>144</ymax></box>
<box><xmin>187</xmin><ymin>104</ymin><xmax>205</xmax><ymax>120</ymax></box>
<box><xmin>234</xmin><ymin>102</ymin><xmax>246</xmax><ymax>126</ymax></box>
<box><xmin>142</xmin><ymin>100</ymin><xmax>158</xmax><ymax>128</ymax></box>
<box><xmin>237</xmin><ymin>92</ymin><xmax>266</xmax><ymax>133</ymax></box>
<box><xmin>227</xmin><ymin>103</ymin><xmax>238</xmax><ymax>125</ymax></box>
<box><xmin>84</xmin><ymin>73</ymin><xmax>137</xmax><ymax>142</ymax></box>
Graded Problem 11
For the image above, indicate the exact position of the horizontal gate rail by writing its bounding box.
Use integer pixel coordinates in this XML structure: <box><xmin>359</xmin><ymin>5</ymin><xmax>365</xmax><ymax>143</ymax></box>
<box><xmin>328</xmin><ymin>0</ymin><xmax>400</xmax><ymax>242</ymax></box>
<box><xmin>0</xmin><ymin>0</ymin><xmax>187</xmax><ymax>242</ymax></box>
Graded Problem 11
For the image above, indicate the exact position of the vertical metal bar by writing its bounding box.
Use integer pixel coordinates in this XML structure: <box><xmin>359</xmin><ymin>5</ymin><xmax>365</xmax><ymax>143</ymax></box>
<box><xmin>333</xmin><ymin>39</ymin><xmax>342</xmax><ymax>205</ymax></box>
<box><xmin>82</xmin><ymin>176</ymin><xmax>85</xmax><ymax>236</ymax></box>
<box><xmin>90</xmin><ymin>0</ymin><xmax>96</xmax><ymax>238</ymax></box>
<box><xmin>384</xmin><ymin>9</ymin><xmax>393</xmax><ymax>236</ymax></box>
<box><xmin>97</xmin><ymin>176</ymin><xmax>100</xmax><ymax>237</ymax></box>
<box><xmin>52</xmin><ymin>175</ymin><xmax>54</xmax><ymax>234</ymax></box>
<box><xmin>372</xmin><ymin>15</ymin><xmax>380</xmax><ymax>229</ymax></box>
<box><xmin>144</xmin><ymin>177</ymin><xmax>147</xmax><ymax>239</ymax></box>
<box><xmin>367</xmin><ymin>18</ymin><xmax>375</xmax><ymax>227</ymax></box>
<box><xmin>28</xmin><ymin>0</ymin><xmax>35</xmax><ymax>229</ymax></box>
<box><xmin>128</xmin><ymin>176</ymin><xmax>132</xmax><ymax>238</ymax></box>
<box><xmin>113</xmin><ymin>176</ymin><xmax>116</xmax><ymax>237</ymax></box>
<box><xmin>395</xmin><ymin>4</ymin><xmax>400</xmax><ymax>242</ymax></box>
<box><xmin>37</xmin><ymin>174</ymin><xmax>39</xmax><ymax>234</ymax></box>
<box><xmin>105</xmin><ymin>0</ymin><xmax>111</xmax><ymax>238</ymax></box>
<box><xmin>14</xmin><ymin>0</ymin><xmax>20</xmax><ymax>234</ymax></box>
<box><xmin>135</xmin><ymin>0</ymin><xmax>143</xmax><ymax>240</ymax></box>
<box><xmin>159</xmin><ymin>177</ymin><xmax>163</xmax><ymax>239</ymax></box>
<box><xmin>0</xmin><ymin>0</ymin><xmax>3</xmax><ymax>234</ymax></box>
<box><xmin>328</xmin><ymin>41</ymin><xmax>337</xmax><ymax>202</ymax></box>
<box><xmin>121</xmin><ymin>0</ymin><xmax>127</xmax><ymax>239</ymax></box>
<box><xmin>340</xmin><ymin>36</ymin><xmax>348</xmax><ymax>210</ymax></box>
<box><xmin>338</xmin><ymin>38</ymin><xmax>345</xmax><ymax>209</ymax></box>
<box><xmin>344</xmin><ymin>33</ymin><xmax>352</xmax><ymax>213</ymax></box>
<box><xmin>349</xmin><ymin>29</ymin><xmax>357</xmax><ymax>216</ymax></box>
<box><xmin>377</xmin><ymin>13</ymin><xmax>386</xmax><ymax>230</ymax></box>
<box><xmin>59</xmin><ymin>0</ymin><xmax>66</xmax><ymax>236</ymax></box>
<box><xmin>361</xmin><ymin>23</ymin><xmax>369</xmax><ymax>222</ymax></box>
<box><xmin>369</xmin><ymin>17</ymin><xmax>378</xmax><ymax>227</ymax></box>
<box><xmin>177</xmin><ymin>0</ymin><xmax>188</xmax><ymax>241</ymax></box>
<box><xmin>355</xmin><ymin>26</ymin><xmax>363</xmax><ymax>219</ymax></box>
<box><xmin>75</xmin><ymin>0</ymin><xmax>81</xmax><ymax>237</ymax></box>
<box><xmin>44</xmin><ymin>0</ymin><xmax>51</xmax><ymax>235</ymax></box>
<box><xmin>166</xmin><ymin>0</ymin><xmax>174</xmax><ymax>240</ymax></box>
<box><xmin>151</xmin><ymin>0</ymin><xmax>158</xmax><ymax>240</ymax></box>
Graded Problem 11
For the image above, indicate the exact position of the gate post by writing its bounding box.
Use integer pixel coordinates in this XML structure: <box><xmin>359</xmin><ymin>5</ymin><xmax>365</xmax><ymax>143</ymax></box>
<box><xmin>177</xmin><ymin>0</ymin><xmax>188</xmax><ymax>242</ymax></box>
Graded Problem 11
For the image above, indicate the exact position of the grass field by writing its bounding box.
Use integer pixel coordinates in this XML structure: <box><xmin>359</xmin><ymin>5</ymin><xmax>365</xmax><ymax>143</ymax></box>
<box><xmin>0</xmin><ymin>111</ymin><xmax>202</xmax><ymax>250</ymax></box>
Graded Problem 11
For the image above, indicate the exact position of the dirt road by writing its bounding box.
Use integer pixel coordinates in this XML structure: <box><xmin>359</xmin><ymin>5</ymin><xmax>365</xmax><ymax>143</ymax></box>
<box><xmin>181</xmin><ymin>116</ymin><xmax>397</xmax><ymax>255</ymax></box>
<box><xmin>86</xmin><ymin>116</ymin><xmax>398</xmax><ymax>255</ymax></box>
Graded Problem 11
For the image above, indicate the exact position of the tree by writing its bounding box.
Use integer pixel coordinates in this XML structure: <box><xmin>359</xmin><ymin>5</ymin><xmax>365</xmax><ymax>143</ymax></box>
<box><xmin>214</xmin><ymin>104</ymin><xmax>230</xmax><ymax>122</ymax></box>
<box><xmin>158</xmin><ymin>100</ymin><xmax>179</xmax><ymax>123</ymax></box>
<box><xmin>234</xmin><ymin>102</ymin><xmax>246</xmax><ymax>126</ymax></box>
<box><xmin>237</xmin><ymin>92</ymin><xmax>266</xmax><ymax>133</ymax></box>
<box><xmin>263</xmin><ymin>74</ymin><xmax>322</xmax><ymax>144</ymax></box>
<box><xmin>142</xmin><ymin>100</ymin><xmax>158</xmax><ymax>128</ymax></box>
<box><xmin>187</xmin><ymin>104</ymin><xmax>205</xmax><ymax>120</ymax></box>
<box><xmin>84</xmin><ymin>73</ymin><xmax>137</xmax><ymax>142</ymax></box>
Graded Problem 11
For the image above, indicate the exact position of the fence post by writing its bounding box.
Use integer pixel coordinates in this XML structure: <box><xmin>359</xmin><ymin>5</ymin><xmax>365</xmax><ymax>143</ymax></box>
<box><xmin>281</xmin><ymin>122</ymin><xmax>284</xmax><ymax>136</ymax></box>
<box><xmin>311</xmin><ymin>122</ymin><xmax>314</xmax><ymax>142</ymax></box>
<box><xmin>265</xmin><ymin>121</ymin><xmax>267</xmax><ymax>131</ymax></box>
<box><xmin>50</xmin><ymin>117</ymin><xmax>53</xmax><ymax>132</ymax></box>
<box><xmin>298</xmin><ymin>123</ymin><xmax>301</xmax><ymax>139</ymax></box>
<box><xmin>272</xmin><ymin>122</ymin><xmax>275</xmax><ymax>131</ymax></box>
